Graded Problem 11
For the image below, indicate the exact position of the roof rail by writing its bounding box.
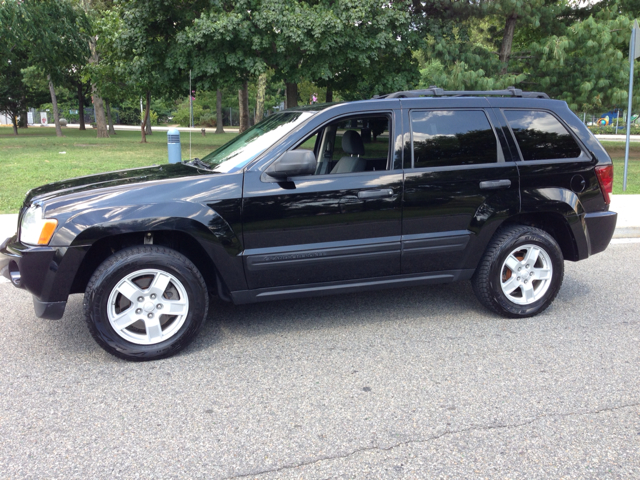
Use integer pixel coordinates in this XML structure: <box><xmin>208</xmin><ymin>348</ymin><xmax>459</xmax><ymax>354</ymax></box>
<box><xmin>373</xmin><ymin>86</ymin><xmax>550</xmax><ymax>100</ymax></box>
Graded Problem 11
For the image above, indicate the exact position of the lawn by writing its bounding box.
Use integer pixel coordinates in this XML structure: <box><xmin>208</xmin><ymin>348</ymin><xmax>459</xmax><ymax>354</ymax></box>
<box><xmin>0</xmin><ymin>126</ymin><xmax>237</xmax><ymax>213</ymax></box>
<box><xmin>0</xmin><ymin>127</ymin><xmax>638</xmax><ymax>214</ymax></box>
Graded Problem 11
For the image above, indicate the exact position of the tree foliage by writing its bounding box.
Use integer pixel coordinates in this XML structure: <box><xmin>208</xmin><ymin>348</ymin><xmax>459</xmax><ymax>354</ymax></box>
<box><xmin>418</xmin><ymin>0</ymin><xmax>639</xmax><ymax>111</ymax></box>
<box><xmin>173</xmin><ymin>0</ymin><xmax>420</xmax><ymax>98</ymax></box>
<box><xmin>3</xmin><ymin>0</ymin><xmax>640</xmax><ymax>136</ymax></box>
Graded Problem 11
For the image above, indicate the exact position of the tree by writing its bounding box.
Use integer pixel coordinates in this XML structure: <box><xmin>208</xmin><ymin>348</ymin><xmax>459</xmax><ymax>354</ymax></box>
<box><xmin>5</xmin><ymin>0</ymin><xmax>92</xmax><ymax>137</ymax></box>
<box><xmin>255</xmin><ymin>73</ymin><xmax>267</xmax><ymax>123</ymax></box>
<box><xmin>175</xmin><ymin>0</ymin><xmax>420</xmax><ymax>106</ymax></box>
<box><xmin>0</xmin><ymin>2</ymin><xmax>51</xmax><ymax>134</ymax></box>
<box><xmin>115</xmin><ymin>0</ymin><xmax>209</xmax><ymax>142</ymax></box>
<box><xmin>0</xmin><ymin>58</ymin><xmax>30</xmax><ymax>135</ymax></box>
<box><xmin>86</xmin><ymin>5</ymin><xmax>128</xmax><ymax>135</ymax></box>
<box><xmin>416</xmin><ymin>0</ymin><xmax>639</xmax><ymax>112</ymax></box>
<box><xmin>238</xmin><ymin>80</ymin><xmax>249</xmax><ymax>132</ymax></box>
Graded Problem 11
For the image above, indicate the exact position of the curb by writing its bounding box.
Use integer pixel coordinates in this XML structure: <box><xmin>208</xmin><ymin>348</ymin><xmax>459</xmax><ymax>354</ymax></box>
<box><xmin>612</xmin><ymin>227</ymin><xmax>640</xmax><ymax>239</ymax></box>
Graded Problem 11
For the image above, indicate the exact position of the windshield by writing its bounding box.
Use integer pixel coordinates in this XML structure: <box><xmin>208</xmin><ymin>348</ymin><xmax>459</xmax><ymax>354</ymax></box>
<box><xmin>200</xmin><ymin>112</ymin><xmax>314</xmax><ymax>172</ymax></box>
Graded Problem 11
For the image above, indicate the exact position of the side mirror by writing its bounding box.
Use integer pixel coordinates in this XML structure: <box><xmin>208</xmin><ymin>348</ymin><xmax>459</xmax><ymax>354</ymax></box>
<box><xmin>266</xmin><ymin>150</ymin><xmax>316</xmax><ymax>180</ymax></box>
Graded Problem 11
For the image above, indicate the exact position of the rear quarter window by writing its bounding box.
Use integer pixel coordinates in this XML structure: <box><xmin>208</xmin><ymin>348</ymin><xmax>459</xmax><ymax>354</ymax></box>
<box><xmin>503</xmin><ymin>110</ymin><xmax>582</xmax><ymax>161</ymax></box>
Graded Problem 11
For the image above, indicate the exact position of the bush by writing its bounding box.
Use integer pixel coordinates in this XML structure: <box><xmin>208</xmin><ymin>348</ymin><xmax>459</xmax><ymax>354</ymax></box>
<box><xmin>589</xmin><ymin>125</ymin><xmax>640</xmax><ymax>135</ymax></box>
<box><xmin>143</xmin><ymin>110</ymin><xmax>158</xmax><ymax>126</ymax></box>
<box><xmin>199</xmin><ymin>113</ymin><xmax>217</xmax><ymax>128</ymax></box>
<box><xmin>173</xmin><ymin>104</ymin><xmax>204</xmax><ymax>127</ymax></box>
<box><xmin>117</xmin><ymin>108</ymin><xmax>140</xmax><ymax>125</ymax></box>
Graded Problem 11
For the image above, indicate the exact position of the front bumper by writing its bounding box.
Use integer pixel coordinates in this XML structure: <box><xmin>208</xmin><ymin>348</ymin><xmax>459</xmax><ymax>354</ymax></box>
<box><xmin>1</xmin><ymin>235</ymin><xmax>86</xmax><ymax>320</ymax></box>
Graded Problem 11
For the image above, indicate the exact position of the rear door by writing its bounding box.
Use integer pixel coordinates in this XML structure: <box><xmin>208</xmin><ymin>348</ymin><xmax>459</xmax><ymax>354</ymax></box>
<box><xmin>400</xmin><ymin>98</ymin><xmax>520</xmax><ymax>275</ymax></box>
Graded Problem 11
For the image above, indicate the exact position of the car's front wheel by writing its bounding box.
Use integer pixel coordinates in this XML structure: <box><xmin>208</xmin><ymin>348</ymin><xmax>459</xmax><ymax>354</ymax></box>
<box><xmin>472</xmin><ymin>225</ymin><xmax>564</xmax><ymax>318</ymax></box>
<box><xmin>84</xmin><ymin>246</ymin><xmax>208</xmax><ymax>361</ymax></box>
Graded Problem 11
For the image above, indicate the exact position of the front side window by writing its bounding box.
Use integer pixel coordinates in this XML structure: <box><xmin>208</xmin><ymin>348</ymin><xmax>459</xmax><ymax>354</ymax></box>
<box><xmin>200</xmin><ymin>112</ymin><xmax>314</xmax><ymax>173</ymax></box>
<box><xmin>296</xmin><ymin>115</ymin><xmax>391</xmax><ymax>175</ymax></box>
<box><xmin>411</xmin><ymin>110</ymin><xmax>498</xmax><ymax>168</ymax></box>
<box><xmin>503</xmin><ymin>110</ymin><xmax>582</xmax><ymax>161</ymax></box>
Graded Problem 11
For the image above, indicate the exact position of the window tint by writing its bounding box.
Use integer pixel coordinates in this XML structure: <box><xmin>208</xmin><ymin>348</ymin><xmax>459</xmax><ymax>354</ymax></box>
<box><xmin>411</xmin><ymin>110</ymin><xmax>498</xmax><ymax>168</ymax></box>
<box><xmin>503</xmin><ymin>110</ymin><xmax>582</xmax><ymax>160</ymax></box>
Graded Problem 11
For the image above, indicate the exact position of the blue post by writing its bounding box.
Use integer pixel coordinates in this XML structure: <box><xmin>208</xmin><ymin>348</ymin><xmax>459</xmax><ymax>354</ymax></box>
<box><xmin>167</xmin><ymin>128</ymin><xmax>181</xmax><ymax>164</ymax></box>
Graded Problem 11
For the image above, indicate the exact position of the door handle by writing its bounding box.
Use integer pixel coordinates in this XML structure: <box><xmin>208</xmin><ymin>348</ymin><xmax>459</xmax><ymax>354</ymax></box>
<box><xmin>357</xmin><ymin>189</ymin><xmax>394</xmax><ymax>199</ymax></box>
<box><xmin>479</xmin><ymin>179</ymin><xmax>511</xmax><ymax>190</ymax></box>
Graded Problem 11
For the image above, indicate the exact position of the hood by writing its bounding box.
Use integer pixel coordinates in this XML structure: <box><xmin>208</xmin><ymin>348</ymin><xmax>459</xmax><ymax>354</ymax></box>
<box><xmin>24</xmin><ymin>163</ymin><xmax>208</xmax><ymax>207</ymax></box>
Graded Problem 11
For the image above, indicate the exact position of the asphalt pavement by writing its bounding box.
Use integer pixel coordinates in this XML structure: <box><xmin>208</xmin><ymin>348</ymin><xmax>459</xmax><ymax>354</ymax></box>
<box><xmin>0</xmin><ymin>242</ymin><xmax>639</xmax><ymax>478</ymax></box>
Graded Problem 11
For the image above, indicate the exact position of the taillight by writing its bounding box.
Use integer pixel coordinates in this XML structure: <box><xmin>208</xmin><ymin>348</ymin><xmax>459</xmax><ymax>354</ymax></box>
<box><xmin>595</xmin><ymin>164</ymin><xmax>613</xmax><ymax>205</ymax></box>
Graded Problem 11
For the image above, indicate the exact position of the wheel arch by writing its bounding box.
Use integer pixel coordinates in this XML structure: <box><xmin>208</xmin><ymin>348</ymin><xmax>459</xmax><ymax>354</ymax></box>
<box><xmin>500</xmin><ymin>212</ymin><xmax>580</xmax><ymax>261</ymax></box>
<box><xmin>70</xmin><ymin>229</ymin><xmax>218</xmax><ymax>294</ymax></box>
<box><xmin>68</xmin><ymin>215</ymin><xmax>245</xmax><ymax>298</ymax></box>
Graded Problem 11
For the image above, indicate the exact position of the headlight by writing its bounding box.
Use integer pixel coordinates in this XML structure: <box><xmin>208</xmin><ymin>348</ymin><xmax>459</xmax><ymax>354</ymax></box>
<box><xmin>20</xmin><ymin>205</ymin><xmax>58</xmax><ymax>245</ymax></box>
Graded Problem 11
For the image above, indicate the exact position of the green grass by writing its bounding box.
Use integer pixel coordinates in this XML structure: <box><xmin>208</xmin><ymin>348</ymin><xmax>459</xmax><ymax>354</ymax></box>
<box><xmin>0</xmin><ymin>127</ymin><xmax>238</xmax><ymax>213</ymax></box>
<box><xmin>0</xmin><ymin>127</ymin><xmax>638</xmax><ymax>214</ymax></box>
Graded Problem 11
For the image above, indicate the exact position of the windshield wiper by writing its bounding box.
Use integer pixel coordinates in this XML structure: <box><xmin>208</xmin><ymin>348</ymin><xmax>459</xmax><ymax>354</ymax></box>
<box><xmin>183</xmin><ymin>158</ymin><xmax>211</xmax><ymax>170</ymax></box>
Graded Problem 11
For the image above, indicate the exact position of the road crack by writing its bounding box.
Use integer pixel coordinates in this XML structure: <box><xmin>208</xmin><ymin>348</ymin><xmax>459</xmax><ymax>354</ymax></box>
<box><xmin>223</xmin><ymin>401</ymin><xmax>640</xmax><ymax>479</ymax></box>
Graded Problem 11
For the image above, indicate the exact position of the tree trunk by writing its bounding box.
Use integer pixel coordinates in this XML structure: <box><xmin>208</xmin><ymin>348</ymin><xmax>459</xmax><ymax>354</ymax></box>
<box><xmin>145</xmin><ymin>100</ymin><xmax>152</xmax><ymax>135</ymax></box>
<box><xmin>78</xmin><ymin>83</ymin><xmax>86</xmax><ymax>130</ymax></box>
<box><xmin>238</xmin><ymin>80</ymin><xmax>249</xmax><ymax>133</ymax></box>
<box><xmin>88</xmin><ymin>37</ymin><xmax>109</xmax><ymax>138</ymax></box>
<box><xmin>499</xmin><ymin>12</ymin><xmax>518</xmax><ymax>75</ymax></box>
<box><xmin>11</xmin><ymin>114</ymin><xmax>18</xmax><ymax>135</ymax></box>
<box><xmin>106</xmin><ymin>101</ymin><xmax>116</xmax><ymax>135</ymax></box>
<box><xmin>140</xmin><ymin>90</ymin><xmax>150</xmax><ymax>143</ymax></box>
<box><xmin>215</xmin><ymin>89</ymin><xmax>225</xmax><ymax>134</ymax></box>
<box><xmin>47</xmin><ymin>75</ymin><xmax>63</xmax><ymax>137</ymax></box>
<box><xmin>255</xmin><ymin>73</ymin><xmax>267</xmax><ymax>124</ymax></box>
<box><xmin>285</xmin><ymin>82</ymin><xmax>298</xmax><ymax>108</ymax></box>
<box><xmin>18</xmin><ymin>107</ymin><xmax>27</xmax><ymax>128</ymax></box>
<box><xmin>325</xmin><ymin>86</ymin><xmax>333</xmax><ymax>103</ymax></box>
<box><xmin>92</xmin><ymin>86</ymin><xmax>109</xmax><ymax>138</ymax></box>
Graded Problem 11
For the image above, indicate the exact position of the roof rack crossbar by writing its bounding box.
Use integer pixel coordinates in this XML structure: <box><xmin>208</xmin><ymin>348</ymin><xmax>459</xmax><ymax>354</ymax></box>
<box><xmin>373</xmin><ymin>86</ymin><xmax>549</xmax><ymax>100</ymax></box>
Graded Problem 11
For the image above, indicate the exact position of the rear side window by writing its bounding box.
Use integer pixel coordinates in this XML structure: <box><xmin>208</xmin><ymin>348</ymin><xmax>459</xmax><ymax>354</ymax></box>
<box><xmin>411</xmin><ymin>110</ymin><xmax>498</xmax><ymax>168</ymax></box>
<box><xmin>503</xmin><ymin>110</ymin><xmax>582</xmax><ymax>160</ymax></box>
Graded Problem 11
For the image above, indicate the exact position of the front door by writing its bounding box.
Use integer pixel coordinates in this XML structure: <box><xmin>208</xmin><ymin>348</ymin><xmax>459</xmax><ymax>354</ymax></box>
<box><xmin>242</xmin><ymin>112</ymin><xmax>403</xmax><ymax>290</ymax></box>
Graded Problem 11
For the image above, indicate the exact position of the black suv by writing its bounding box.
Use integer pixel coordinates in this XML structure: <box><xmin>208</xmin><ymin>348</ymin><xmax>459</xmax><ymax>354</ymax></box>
<box><xmin>0</xmin><ymin>88</ymin><xmax>617</xmax><ymax>360</ymax></box>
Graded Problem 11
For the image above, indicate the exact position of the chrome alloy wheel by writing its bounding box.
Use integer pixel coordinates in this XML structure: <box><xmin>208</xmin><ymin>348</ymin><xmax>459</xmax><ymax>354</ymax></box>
<box><xmin>500</xmin><ymin>244</ymin><xmax>553</xmax><ymax>305</ymax></box>
<box><xmin>106</xmin><ymin>269</ymin><xmax>189</xmax><ymax>345</ymax></box>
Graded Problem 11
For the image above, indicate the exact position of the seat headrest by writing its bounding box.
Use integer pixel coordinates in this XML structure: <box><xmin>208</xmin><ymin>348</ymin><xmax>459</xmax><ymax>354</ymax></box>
<box><xmin>342</xmin><ymin>130</ymin><xmax>364</xmax><ymax>156</ymax></box>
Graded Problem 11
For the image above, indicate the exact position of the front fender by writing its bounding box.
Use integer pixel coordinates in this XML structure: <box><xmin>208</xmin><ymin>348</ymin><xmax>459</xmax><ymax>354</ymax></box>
<box><xmin>54</xmin><ymin>201</ymin><xmax>246</xmax><ymax>292</ymax></box>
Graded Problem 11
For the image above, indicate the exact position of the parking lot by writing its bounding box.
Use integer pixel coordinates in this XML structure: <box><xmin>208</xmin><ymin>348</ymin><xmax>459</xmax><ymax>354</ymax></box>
<box><xmin>1</xmin><ymin>241</ymin><xmax>639</xmax><ymax>478</ymax></box>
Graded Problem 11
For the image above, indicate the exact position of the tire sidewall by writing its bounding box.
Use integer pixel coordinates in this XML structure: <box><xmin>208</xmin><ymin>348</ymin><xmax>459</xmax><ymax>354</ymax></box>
<box><xmin>488</xmin><ymin>230</ymin><xmax>564</xmax><ymax>317</ymax></box>
<box><xmin>86</xmin><ymin>249</ymin><xmax>207</xmax><ymax>360</ymax></box>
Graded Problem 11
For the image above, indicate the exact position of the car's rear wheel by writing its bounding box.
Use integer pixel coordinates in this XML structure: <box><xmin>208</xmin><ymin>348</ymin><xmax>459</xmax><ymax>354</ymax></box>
<box><xmin>84</xmin><ymin>246</ymin><xmax>208</xmax><ymax>361</ymax></box>
<box><xmin>472</xmin><ymin>225</ymin><xmax>564</xmax><ymax>318</ymax></box>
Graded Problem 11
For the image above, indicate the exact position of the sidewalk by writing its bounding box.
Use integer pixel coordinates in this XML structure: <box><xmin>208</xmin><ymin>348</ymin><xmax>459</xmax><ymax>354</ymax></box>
<box><xmin>1</xmin><ymin>195</ymin><xmax>638</xmax><ymax>242</ymax></box>
<box><xmin>594</xmin><ymin>134</ymin><xmax>640</xmax><ymax>142</ymax></box>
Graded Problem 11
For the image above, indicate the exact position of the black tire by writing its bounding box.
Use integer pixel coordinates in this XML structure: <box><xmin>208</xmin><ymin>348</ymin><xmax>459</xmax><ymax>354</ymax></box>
<box><xmin>472</xmin><ymin>225</ymin><xmax>564</xmax><ymax>318</ymax></box>
<box><xmin>84</xmin><ymin>245</ymin><xmax>209</xmax><ymax>361</ymax></box>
